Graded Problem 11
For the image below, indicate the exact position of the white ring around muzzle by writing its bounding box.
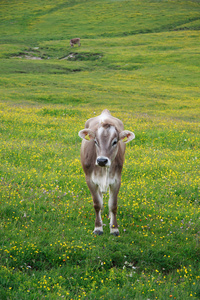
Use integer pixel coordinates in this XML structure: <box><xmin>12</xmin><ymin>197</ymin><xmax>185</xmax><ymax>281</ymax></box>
<box><xmin>96</xmin><ymin>156</ymin><xmax>111</xmax><ymax>167</ymax></box>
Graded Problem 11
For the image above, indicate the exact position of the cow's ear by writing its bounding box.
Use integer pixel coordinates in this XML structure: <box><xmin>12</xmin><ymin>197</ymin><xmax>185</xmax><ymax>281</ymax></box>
<box><xmin>119</xmin><ymin>130</ymin><xmax>135</xmax><ymax>143</ymax></box>
<box><xmin>78</xmin><ymin>129</ymin><xmax>95</xmax><ymax>141</ymax></box>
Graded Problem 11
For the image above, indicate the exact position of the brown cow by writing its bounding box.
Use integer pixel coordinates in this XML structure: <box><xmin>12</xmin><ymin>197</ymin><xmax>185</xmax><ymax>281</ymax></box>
<box><xmin>70</xmin><ymin>38</ymin><xmax>81</xmax><ymax>47</ymax></box>
<box><xmin>78</xmin><ymin>109</ymin><xmax>135</xmax><ymax>235</ymax></box>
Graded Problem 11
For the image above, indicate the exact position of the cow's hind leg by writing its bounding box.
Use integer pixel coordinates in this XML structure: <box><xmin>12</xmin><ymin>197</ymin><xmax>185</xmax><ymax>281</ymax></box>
<box><xmin>86</xmin><ymin>179</ymin><xmax>103</xmax><ymax>235</ymax></box>
<box><xmin>109</xmin><ymin>182</ymin><xmax>120</xmax><ymax>236</ymax></box>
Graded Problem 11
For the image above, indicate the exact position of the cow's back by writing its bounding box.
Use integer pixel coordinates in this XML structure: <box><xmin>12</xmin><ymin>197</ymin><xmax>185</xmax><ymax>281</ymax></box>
<box><xmin>85</xmin><ymin>110</ymin><xmax>124</xmax><ymax>132</ymax></box>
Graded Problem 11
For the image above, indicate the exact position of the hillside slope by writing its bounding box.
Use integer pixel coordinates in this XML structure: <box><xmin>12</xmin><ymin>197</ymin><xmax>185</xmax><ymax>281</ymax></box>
<box><xmin>1</xmin><ymin>0</ymin><xmax>200</xmax><ymax>43</ymax></box>
<box><xmin>0</xmin><ymin>1</ymin><xmax>200</xmax><ymax>299</ymax></box>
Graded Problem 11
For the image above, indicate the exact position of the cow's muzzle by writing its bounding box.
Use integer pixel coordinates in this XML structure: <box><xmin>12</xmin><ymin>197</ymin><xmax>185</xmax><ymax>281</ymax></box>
<box><xmin>96</xmin><ymin>156</ymin><xmax>111</xmax><ymax>167</ymax></box>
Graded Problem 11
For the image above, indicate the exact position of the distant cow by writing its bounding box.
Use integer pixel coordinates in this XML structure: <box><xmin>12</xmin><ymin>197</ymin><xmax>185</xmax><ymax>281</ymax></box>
<box><xmin>70</xmin><ymin>38</ymin><xmax>81</xmax><ymax>47</ymax></box>
<box><xmin>78</xmin><ymin>109</ymin><xmax>135</xmax><ymax>236</ymax></box>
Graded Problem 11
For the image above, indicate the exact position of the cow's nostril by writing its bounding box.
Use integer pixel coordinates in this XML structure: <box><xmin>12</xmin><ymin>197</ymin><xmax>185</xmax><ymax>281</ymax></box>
<box><xmin>97</xmin><ymin>157</ymin><xmax>108</xmax><ymax>167</ymax></box>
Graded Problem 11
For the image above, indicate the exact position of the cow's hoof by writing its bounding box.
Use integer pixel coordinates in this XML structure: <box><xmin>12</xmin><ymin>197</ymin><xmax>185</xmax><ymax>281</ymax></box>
<box><xmin>110</xmin><ymin>228</ymin><xmax>119</xmax><ymax>236</ymax></box>
<box><xmin>93</xmin><ymin>230</ymin><xmax>103</xmax><ymax>235</ymax></box>
<box><xmin>111</xmin><ymin>231</ymin><xmax>119</xmax><ymax>237</ymax></box>
<box><xmin>93</xmin><ymin>226</ymin><xmax>103</xmax><ymax>235</ymax></box>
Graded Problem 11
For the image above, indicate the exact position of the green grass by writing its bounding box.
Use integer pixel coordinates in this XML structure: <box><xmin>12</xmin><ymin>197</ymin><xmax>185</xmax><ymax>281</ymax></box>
<box><xmin>0</xmin><ymin>0</ymin><xmax>200</xmax><ymax>299</ymax></box>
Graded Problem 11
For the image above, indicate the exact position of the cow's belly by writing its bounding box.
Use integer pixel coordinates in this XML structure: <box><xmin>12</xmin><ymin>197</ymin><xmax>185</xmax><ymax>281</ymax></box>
<box><xmin>91</xmin><ymin>168</ymin><xmax>116</xmax><ymax>193</ymax></box>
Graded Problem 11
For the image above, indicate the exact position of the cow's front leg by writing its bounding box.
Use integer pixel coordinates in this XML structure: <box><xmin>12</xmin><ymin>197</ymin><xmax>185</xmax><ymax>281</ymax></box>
<box><xmin>109</xmin><ymin>181</ymin><xmax>120</xmax><ymax>236</ymax></box>
<box><xmin>93</xmin><ymin>189</ymin><xmax>103</xmax><ymax>235</ymax></box>
<box><xmin>86</xmin><ymin>178</ymin><xmax>103</xmax><ymax>235</ymax></box>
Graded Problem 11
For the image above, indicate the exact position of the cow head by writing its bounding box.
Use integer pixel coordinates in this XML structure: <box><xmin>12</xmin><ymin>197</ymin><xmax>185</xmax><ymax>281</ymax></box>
<box><xmin>79</xmin><ymin>124</ymin><xmax>135</xmax><ymax>167</ymax></box>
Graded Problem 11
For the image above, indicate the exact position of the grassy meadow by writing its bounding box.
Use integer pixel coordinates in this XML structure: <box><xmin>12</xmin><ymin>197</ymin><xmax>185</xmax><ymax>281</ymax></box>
<box><xmin>0</xmin><ymin>0</ymin><xmax>200</xmax><ymax>299</ymax></box>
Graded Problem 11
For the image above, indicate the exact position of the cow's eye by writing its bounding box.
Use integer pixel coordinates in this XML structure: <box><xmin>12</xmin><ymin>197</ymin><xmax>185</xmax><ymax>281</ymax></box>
<box><xmin>112</xmin><ymin>139</ymin><xmax>118</xmax><ymax>146</ymax></box>
<box><xmin>94</xmin><ymin>139</ymin><xmax>99</xmax><ymax>146</ymax></box>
